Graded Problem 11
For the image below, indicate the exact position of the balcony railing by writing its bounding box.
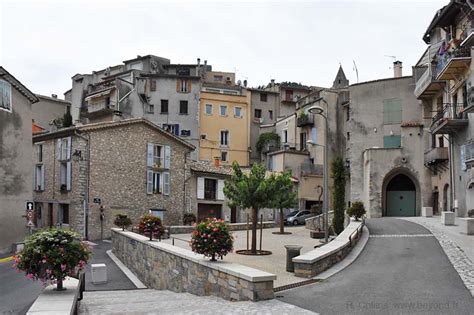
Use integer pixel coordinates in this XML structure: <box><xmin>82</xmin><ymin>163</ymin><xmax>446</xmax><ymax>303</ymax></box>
<box><xmin>414</xmin><ymin>66</ymin><xmax>445</xmax><ymax>99</ymax></box>
<box><xmin>424</xmin><ymin>147</ymin><xmax>448</xmax><ymax>164</ymax></box>
<box><xmin>460</xmin><ymin>21</ymin><xmax>474</xmax><ymax>47</ymax></box>
<box><xmin>297</xmin><ymin>114</ymin><xmax>314</xmax><ymax>127</ymax></box>
<box><xmin>87</xmin><ymin>79</ymin><xmax>116</xmax><ymax>95</ymax></box>
<box><xmin>430</xmin><ymin>104</ymin><xmax>469</xmax><ymax>134</ymax></box>
<box><xmin>435</xmin><ymin>46</ymin><xmax>471</xmax><ymax>80</ymax></box>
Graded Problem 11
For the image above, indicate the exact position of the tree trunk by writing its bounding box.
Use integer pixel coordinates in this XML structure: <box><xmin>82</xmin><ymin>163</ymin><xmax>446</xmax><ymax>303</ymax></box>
<box><xmin>251</xmin><ymin>207</ymin><xmax>258</xmax><ymax>254</ymax></box>
<box><xmin>279</xmin><ymin>208</ymin><xmax>284</xmax><ymax>234</ymax></box>
<box><xmin>56</xmin><ymin>278</ymin><xmax>64</xmax><ymax>290</ymax></box>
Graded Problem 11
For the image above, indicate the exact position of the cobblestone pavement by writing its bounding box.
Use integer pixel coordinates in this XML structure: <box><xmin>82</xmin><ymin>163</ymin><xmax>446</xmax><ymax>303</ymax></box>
<box><xmin>399</xmin><ymin>217</ymin><xmax>474</xmax><ymax>297</ymax></box>
<box><xmin>79</xmin><ymin>289</ymin><xmax>317</xmax><ymax>314</ymax></box>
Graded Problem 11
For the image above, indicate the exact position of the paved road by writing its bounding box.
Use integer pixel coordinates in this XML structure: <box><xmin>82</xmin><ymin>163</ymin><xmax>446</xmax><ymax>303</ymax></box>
<box><xmin>0</xmin><ymin>260</ymin><xmax>43</xmax><ymax>315</ymax></box>
<box><xmin>278</xmin><ymin>218</ymin><xmax>474</xmax><ymax>315</ymax></box>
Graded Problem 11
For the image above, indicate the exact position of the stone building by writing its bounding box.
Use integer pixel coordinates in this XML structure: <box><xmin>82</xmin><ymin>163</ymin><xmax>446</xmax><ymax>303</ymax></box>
<box><xmin>347</xmin><ymin>71</ymin><xmax>431</xmax><ymax>218</ymax></box>
<box><xmin>70</xmin><ymin>55</ymin><xmax>211</xmax><ymax>160</ymax></box>
<box><xmin>33</xmin><ymin>94</ymin><xmax>71</xmax><ymax>130</ymax></box>
<box><xmin>32</xmin><ymin>118</ymin><xmax>194</xmax><ymax>240</ymax></box>
<box><xmin>264</xmin><ymin>80</ymin><xmax>313</xmax><ymax>118</ymax></box>
<box><xmin>414</xmin><ymin>0</ymin><xmax>473</xmax><ymax>217</ymax></box>
<box><xmin>0</xmin><ymin>67</ymin><xmax>39</xmax><ymax>253</ymax></box>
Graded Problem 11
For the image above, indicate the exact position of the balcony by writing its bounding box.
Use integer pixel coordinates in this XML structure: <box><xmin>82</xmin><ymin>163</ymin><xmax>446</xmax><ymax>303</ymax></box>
<box><xmin>436</xmin><ymin>46</ymin><xmax>471</xmax><ymax>80</ymax></box>
<box><xmin>430</xmin><ymin>104</ymin><xmax>469</xmax><ymax>134</ymax></box>
<box><xmin>424</xmin><ymin>147</ymin><xmax>448</xmax><ymax>165</ymax></box>
<box><xmin>82</xmin><ymin>87</ymin><xmax>116</xmax><ymax>118</ymax></box>
<box><xmin>300</xmin><ymin>163</ymin><xmax>323</xmax><ymax>176</ymax></box>
<box><xmin>414</xmin><ymin>66</ymin><xmax>445</xmax><ymax>99</ymax></box>
<box><xmin>297</xmin><ymin>114</ymin><xmax>314</xmax><ymax>127</ymax></box>
<box><xmin>282</xmin><ymin>95</ymin><xmax>296</xmax><ymax>103</ymax></box>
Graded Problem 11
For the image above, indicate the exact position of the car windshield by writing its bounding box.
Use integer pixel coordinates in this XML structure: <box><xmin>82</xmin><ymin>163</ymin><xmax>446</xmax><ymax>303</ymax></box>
<box><xmin>287</xmin><ymin>210</ymin><xmax>299</xmax><ymax>217</ymax></box>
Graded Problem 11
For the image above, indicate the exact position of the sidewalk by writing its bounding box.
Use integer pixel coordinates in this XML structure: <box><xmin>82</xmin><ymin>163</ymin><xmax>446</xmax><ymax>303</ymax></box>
<box><xmin>399</xmin><ymin>216</ymin><xmax>474</xmax><ymax>296</ymax></box>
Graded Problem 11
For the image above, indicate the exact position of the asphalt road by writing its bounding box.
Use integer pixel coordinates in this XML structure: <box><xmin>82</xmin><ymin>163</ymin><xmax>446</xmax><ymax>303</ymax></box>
<box><xmin>0</xmin><ymin>260</ymin><xmax>43</xmax><ymax>315</ymax></box>
<box><xmin>277</xmin><ymin>218</ymin><xmax>474</xmax><ymax>315</ymax></box>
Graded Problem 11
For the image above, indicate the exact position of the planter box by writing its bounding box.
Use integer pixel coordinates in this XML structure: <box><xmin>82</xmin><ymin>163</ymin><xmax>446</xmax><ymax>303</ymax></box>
<box><xmin>458</xmin><ymin>218</ymin><xmax>474</xmax><ymax>235</ymax></box>
<box><xmin>422</xmin><ymin>207</ymin><xmax>433</xmax><ymax>217</ymax></box>
<box><xmin>441</xmin><ymin>211</ymin><xmax>455</xmax><ymax>226</ymax></box>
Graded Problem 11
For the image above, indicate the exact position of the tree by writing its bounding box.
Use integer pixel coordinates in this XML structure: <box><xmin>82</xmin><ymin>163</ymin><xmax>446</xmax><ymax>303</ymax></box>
<box><xmin>331</xmin><ymin>157</ymin><xmax>346</xmax><ymax>234</ymax></box>
<box><xmin>224</xmin><ymin>162</ymin><xmax>273</xmax><ymax>254</ymax></box>
<box><xmin>62</xmin><ymin>111</ymin><xmax>73</xmax><ymax>127</ymax></box>
<box><xmin>269</xmin><ymin>171</ymin><xmax>297</xmax><ymax>234</ymax></box>
<box><xmin>347</xmin><ymin>201</ymin><xmax>366</xmax><ymax>221</ymax></box>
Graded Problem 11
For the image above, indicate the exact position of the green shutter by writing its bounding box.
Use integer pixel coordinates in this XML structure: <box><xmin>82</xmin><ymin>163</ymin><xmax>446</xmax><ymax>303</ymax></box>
<box><xmin>384</xmin><ymin>135</ymin><xmax>401</xmax><ymax>148</ymax></box>
<box><xmin>383</xmin><ymin>99</ymin><xmax>402</xmax><ymax>124</ymax></box>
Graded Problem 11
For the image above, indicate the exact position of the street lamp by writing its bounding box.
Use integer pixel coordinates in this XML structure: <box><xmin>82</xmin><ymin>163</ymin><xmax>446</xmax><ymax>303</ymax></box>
<box><xmin>307</xmin><ymin>104</ymin><xmax>329</xmax><ymax>244</ymax></box>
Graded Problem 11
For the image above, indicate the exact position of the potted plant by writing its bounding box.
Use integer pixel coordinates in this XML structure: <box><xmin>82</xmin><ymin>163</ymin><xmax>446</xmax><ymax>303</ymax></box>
<box><xmin>346</xmin><ymin>201</ymin><xmax>366</xmax><ymax>221</ymax></box>
<box><xmin>14</xmin><ymin>228</ymin><xmax>90</xmax><ymax>290</ymax></box>
<box><xmin>183</xmin><ymin>213</ymin><xmax>196</xmax><ymax>226</ymax></box>
<box><xmin>138</xmin><ymin>214</ymin><xmax>165</xmax><ymax>241</ymax></box>
<box><xmin>113</xmin><ymin>214</ymin><xmax>132</xmax><ymax>231</ymax></box>
<box><xmin>190</xmin><ymin>218</ymin><xmax>233</xmax><ymax>261</ymax></box>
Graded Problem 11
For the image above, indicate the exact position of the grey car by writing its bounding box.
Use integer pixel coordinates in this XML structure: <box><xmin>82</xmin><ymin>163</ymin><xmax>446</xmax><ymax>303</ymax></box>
<box><xmin>285</xmin><ymin>210</ymin><xmax>313</xmax><ymax>226</ymax></box>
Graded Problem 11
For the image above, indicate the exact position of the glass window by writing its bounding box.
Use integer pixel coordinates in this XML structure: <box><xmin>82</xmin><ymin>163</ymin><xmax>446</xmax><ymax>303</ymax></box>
<box><xmin>254</xmin><ymin>109</ymin><xmax>262</xmax><ymax>118</ymax></box>
<box><xmin>60</xmin><ymin>204</ymin><xmax>69</xmax><ymax>225</ymax></box>
<box><xmin>260</xmin><ymin>93</ymin><xmax>267</xmax><ymax>102</ymax></box>
<box><xmin>234</xmin><ymin>107</ymin><xmax>241</xmax><ymax>118</ymax></box>
<box><xmin>179</xmin><ymin>79</ymin><xmax>188</xmax><ymax>93</ymax></box>
<box><xmin>160</xmin><ymin>100</ymin><xmax>168</xmax><ymax>113</ymax></box>
<box><xmin>221</xmin><ymin>151</ymin><xmax>228</xmax><ymax>162</ymax></box>
<box><xmin>205</xmin><ymin>104</ymin><xmax>212</xmax><ymax>115</ymax></box>
<box><xmin>220</xmin><ymin>130</ymin><xmax>229</xmax><ymax>146</ymax></box>
<box><xmin>269</xmin><ymin>110</ymin><xmax>273</xmax><ymax>120</ymax></box>
<box><xmin>220</xmin><ymin>105</ymin><xmax>227</xmax><ymax>116</ymax></box>
<box><xmin>204</xmin><ymin>178</ymin><xmax>217</xmax><ymax>200</ymax></box>
<box><xmin>180</xmin><ymin>100</ymin><xmax>188</xmax><ymax>114</ymax></box>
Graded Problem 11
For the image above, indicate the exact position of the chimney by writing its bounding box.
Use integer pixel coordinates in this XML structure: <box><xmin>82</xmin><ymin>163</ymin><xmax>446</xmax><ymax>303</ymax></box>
<box><xmin>197</xmin><ymin>58</ymin><xmax>200</xmax><ymax>66</ymax></box>
<box><xmin>393</xmin><ymin>61</ymin><xmax>402</xmax><ymax>78</ymax></box>
<box><xmin>204</xmin><ymin>60</ymin><xmax>207</xmax><ymax>66</ymax></box>
<box><xmin>51</xmin><ymin>94</ymin><xmax>58</xmax><ymax>98</ymax></box>
<box><xmin>270</xmin><ymin>79</ymin><xmax>275</xmax><ymax>87</ymax></box>
<box><xmin>243</xmin><ymin>79</ymin><xmax>247</xmax><ymax>87</ymax></box>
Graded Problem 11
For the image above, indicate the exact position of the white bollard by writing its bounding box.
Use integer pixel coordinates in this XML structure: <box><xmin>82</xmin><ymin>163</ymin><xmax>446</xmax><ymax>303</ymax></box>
<box><xmin>441</xmin><ymin>211</ymin><xmax>455</xmax><ymax>226</ymax></box>
<box><xmin>422</xmin><ymin>207</ymin><xmax>433</xmax><ymax>217</ymax></box>
<box><xmin>91</xmin><ymin>263</ymin><xmax>107</xmax><ymax>284</ymax></box>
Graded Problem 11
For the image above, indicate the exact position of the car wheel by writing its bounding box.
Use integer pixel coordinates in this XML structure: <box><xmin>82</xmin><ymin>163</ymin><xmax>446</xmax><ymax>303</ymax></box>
<box><xmin>293</xmin><ymin>220</ymin><xmax>299</xmax><ymax>226</ymax></box>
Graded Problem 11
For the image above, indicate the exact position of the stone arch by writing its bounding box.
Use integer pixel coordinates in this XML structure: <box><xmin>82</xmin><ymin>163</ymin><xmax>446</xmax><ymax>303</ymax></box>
<box><xmin>382</xmin><ymin>167</ymin><xmax>421</xmax><ymax>217</ymax></box>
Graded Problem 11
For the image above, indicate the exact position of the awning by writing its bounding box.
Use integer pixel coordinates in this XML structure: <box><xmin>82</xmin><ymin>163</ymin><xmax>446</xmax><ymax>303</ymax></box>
<box><xmin>84</xmin><ymin>87</ymin><xmax>114</xmax><ymax>102</ymax></box>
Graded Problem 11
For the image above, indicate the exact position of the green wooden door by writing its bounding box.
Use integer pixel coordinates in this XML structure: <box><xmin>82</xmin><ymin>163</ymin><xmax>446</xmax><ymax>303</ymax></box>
<box><xmin>386</xmin><ymin>191</ymin><xmax>416</xmax><ymax>217</ymax></box>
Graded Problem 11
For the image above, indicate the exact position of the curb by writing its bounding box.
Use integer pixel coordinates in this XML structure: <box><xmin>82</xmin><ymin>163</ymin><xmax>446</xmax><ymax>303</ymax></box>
<box><xmin>106</xmin><ymin>250</ymin><xmax>147</xmax><ymax>289</ymax></box>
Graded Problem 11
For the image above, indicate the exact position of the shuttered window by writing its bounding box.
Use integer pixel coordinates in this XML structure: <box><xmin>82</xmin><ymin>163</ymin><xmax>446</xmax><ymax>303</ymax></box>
<box><xmin>0</xmin><ymin>79</ymin><xmax>12</xmax><ymax>112</ymax></box>
<box><xmin>383</xmin><ymin>99</ymin><xmax>402</xmax><ymax>124</ymax></box>
<box><xmin>383</xmin><ymin>135</ymin><xmax>401</xmax><ymax>148</ymax></box>
<box><xmin>146</xmin><ymin>142</ymin><xmax>171</xmax><ymax>195</ymax></box>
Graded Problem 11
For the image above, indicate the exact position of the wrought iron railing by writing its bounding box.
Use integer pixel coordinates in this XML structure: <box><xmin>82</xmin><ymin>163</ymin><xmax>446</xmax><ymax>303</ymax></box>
<box><xmin>435</xmin><ymin>46</ymin><xmax>471</xmax><ymax>77</ymax></box>
<box><xmin>431</xmin><ymin>104</ymin><xmax>464</xmax><ymax>125</ymax></box>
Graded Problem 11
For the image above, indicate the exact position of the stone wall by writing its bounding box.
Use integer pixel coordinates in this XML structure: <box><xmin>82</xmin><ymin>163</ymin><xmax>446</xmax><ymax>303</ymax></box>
<box><xmin>112</xmin><ymin>228</ymin><xmax>276</xmax><ymax>301</ymax></box>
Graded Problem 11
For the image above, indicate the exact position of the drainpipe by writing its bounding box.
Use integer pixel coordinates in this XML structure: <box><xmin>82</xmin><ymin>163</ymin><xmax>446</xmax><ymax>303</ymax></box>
<box><xmin>74</xmin><ymin>130</ymin><xmax>90</xmax><ymax>239</ymax></box>
<box><xmin>448</xmin><ymin>136</ymin><xmax>455</xmax><ymax>213</ymax></box>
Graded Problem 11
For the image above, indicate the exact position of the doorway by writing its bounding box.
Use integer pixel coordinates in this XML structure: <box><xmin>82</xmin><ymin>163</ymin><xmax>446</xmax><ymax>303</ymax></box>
<box><xmin>197</xmin><ymin>204</ymin><xmax>222</xmax><ymax>222</ymax></box>
<box><xmin>385</xmin><ymin>174</ymin><xmax>416</xmax><ymax>217</ymax></box>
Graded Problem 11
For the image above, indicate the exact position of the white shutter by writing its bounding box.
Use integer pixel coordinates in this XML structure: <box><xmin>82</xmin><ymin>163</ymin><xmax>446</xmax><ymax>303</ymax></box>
<box><xmin>66</xmin><ymin>137</ymin><xmax>72</xmax><ymax>160</ymax></box>
<box><xmin>147</xmin><ymin>143</ymin><xmax>154</xmax><ymax>167</ymax></box>
<box><xmin>40</xmin><ymin>165</ymin><xmax>45</xmax><ymax>190</ymax></box>
<box><xmin>217</xmin><ymin>179</ymin><xmax>225</xmax><ymax>200</ymax></box>
<box><xmin>57</xmin><ymin>139</ymin><xmax>62</xmax><ymax>160</ymax></box>
<box><xmin>164</xmin><ymin>145</ymin><xmax>171</xmax><ymax>169</ymax></box>
<box><xmin>311</xmin><ymin>127</ymin><xmax>317</xmax><ymax>143</ymax></box>
<box><xmin>197</xmin><ymin>177</ymin><xmax>204</xmax><ymax>199</ymax></box>
<box><xmin>163</xmin><ymin>172</ymin><xmax>170</xmax><ymax>196</ymax></box>
<box><xmin>66</xmin><ymin>161</ymin><xmax>72</xmax><ymax>190</ymax></box>
<box><xmin>461</xmin><ymin>145</ymin><xmax>467</xmax><ymax>171</ymax></box>
<box><xmin>146</xmin><ymin>170</ymin><xmax>153</xmax><ymax>194</ymax></box>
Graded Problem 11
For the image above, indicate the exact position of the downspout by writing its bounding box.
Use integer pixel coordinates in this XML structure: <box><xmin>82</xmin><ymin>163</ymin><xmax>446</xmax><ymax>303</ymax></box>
<box><xmin>74</xmin><ymin>130</ymin><xmax>90</xmax><ymax>239</ymax></box>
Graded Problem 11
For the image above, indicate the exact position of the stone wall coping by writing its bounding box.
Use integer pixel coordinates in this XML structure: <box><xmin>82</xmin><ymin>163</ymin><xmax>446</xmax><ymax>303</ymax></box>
<box><xmin>292</xmin><ymin>220</ymin><xmax>363</xmax><ymax>264</ymax></box>
<box><xmin>112</xmin><ymin>228</ymin><xmax>276</xmax><ymax>283</ymax></box>
<box><xmin>170</xmin><ymin>221</ymin><xmax>276</xmax><ymax>229</ymax></box>
<box><xmin>27</xmin><ymin>277</ymin><xmax>79</xmax><ymax>315</ymax></box>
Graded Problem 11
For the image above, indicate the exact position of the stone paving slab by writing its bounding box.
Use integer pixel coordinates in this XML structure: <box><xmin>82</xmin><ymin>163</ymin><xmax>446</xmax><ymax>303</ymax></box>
<box><xmin>399</xmin><ymin>217</ymin><xmax>474</xmax><ymax>297</ymax></box>
<box><xmin>79</xmin><ymin>289</ymin><xmax>317</xmax><ymax>314</ymax></box>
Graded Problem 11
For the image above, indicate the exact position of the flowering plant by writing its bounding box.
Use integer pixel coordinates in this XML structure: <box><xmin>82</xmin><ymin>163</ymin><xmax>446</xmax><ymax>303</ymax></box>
<box><xmin>138</xmin><ymin>214</ymin><xmax>165</xmax><ymax>241</ymax></box>
<box><xmin>14</xmin><ymin>228</ymin><xmax>90</xmax><ymax>290</ymax></box>
<box><xmin>190</xmin><ymin>218</ymin><xmax>233</xmax><ymax>261</ymax></box>
<box><xmin>113</xmin><ymin>214</ymin><xmax>133</xmax><ymax>231</ymax></box>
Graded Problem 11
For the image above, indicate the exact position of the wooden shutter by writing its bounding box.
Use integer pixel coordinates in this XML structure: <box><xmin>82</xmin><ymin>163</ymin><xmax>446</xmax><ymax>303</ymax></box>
<box><xmin>66</xmin><ymin>137</ymin><xmax>72</xmax><ymax>160</ymax></box>
<box><xmin>146</xmin><ymin>170</ymin><xmax>153</xmax><ymax>194</ymax></box>
<box><xmin>151</xmin><ymin>79</ymin><xmax>156</xmax><ymax>91</ymax></box>
<box><xmin>147</xmin><ymin>143</ymin><xmax>154</xmax><ymax>167</ymax></box>
<box><xmin>164</xmin><ymin>145</ymin><xmax>171</xmax><ymax>169</ymax></box>
<box><xmin>197</xmin><ymin>177</ymin><xmax>204</xmax><ymax>199</ymax></box>
<box><xmin>176</xmin><ymin>79</ymin><xmax>180</xmax><ymax>92</ymax></box>
<box><xmin>56</xmin><ymin>139</ymin><xmax>62</xmax><ymax>160</ymax></box>
<box><xmin>217</xmin><ymin>179</ymin><xmax>225</xmax><ymax>200</ymax></box>
<box><xmin>66</xmin><ymin>161</ymin><xmax>72</xmax><ymax>190</ymax></box>
<box><xmin>187</xmin><ymin>80</ymin><xmax>192</xmax><ymax>93</ymax></box>
<box><xmin>40</xmin><ymin>165</ymin><xmax>45</xmax><ymax>190</ymax></box>
<box><xmin>163</xmin><ymin>172</ymin><xmax>170</xmax><ymax>196</ymax></box>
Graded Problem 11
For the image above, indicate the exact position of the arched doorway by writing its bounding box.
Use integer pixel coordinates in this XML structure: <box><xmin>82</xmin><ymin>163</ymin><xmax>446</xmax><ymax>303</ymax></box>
<box><xmin>385</xmin><ymin>174</ymin><xmax>416</xmax><ymax>216</ymax></box>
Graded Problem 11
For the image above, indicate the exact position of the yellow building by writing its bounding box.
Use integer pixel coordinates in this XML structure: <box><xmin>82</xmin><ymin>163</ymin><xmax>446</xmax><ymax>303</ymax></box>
<box><xmin>199</xmin><ymin>79</ymin><xmax>250</xmax><ymax>166</ymax></box>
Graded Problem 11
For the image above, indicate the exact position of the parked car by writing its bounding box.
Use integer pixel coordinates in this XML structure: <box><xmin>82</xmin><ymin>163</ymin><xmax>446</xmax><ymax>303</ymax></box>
<box><xmin>285</xmin><ymin>210</ymin><xmax>313</xmax><ymax>226</ymax></box>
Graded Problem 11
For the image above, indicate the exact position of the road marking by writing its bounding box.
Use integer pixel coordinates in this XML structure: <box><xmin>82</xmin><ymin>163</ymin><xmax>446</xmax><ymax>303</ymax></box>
<box><xmin>370</xmin><ymin>234</ymin><xmax>435</xmax><ymax>238</ymax></box>
<box><xmin>0</xmin><ymin>256</ymin><xmax>13</xmax><ymax>263</ymax></box>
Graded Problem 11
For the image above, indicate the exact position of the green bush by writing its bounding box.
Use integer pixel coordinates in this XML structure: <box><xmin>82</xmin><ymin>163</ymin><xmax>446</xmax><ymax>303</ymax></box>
<box><xmin>331</xmin><ymin>157</ymin><xmax>346</xmax><ymax>234</ymax></box>
<box><xmin>14</xmin><ymin>228</ymin><xmax>90</xmax><ymax>290</ymax></box>
<box><xmin>190</xmin><ymin>218</ymin><xmax>233</xmax><ymax>261</ymax></box>
<box><xmin>113</xmin><ymin>214</ymin><xmax>132</xmax><ymax>231</ymax></box>
<box><xmin>256</xmin><ymin>132</ymin><xmax>280</xmax><ymax>153</ymax></box>
<box><xmin>347</xmin><ymin>201</ymin><xmax>366</xmax><ymax>221</ymax></box>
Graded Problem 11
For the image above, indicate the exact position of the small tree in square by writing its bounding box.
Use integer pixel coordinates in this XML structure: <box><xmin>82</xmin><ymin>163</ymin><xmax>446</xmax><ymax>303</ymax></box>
<box><xmin>190</xmin><ymin>218</ymin><xmax>233</xmax><ymax>261</ymax></box>
<box><xmin>268</xmin><ymin>171</ymin><xmax>297</xmax><ymax>234</ymax></box>
<box><xmin>138</xmin><ymin>214</ymin><xmax>165</xmax><ymax>241</ymax></box>
<box><xmin>113</xmin><ymin>214</ymin><xmax>133</xmax><ymax>231</ymax></box>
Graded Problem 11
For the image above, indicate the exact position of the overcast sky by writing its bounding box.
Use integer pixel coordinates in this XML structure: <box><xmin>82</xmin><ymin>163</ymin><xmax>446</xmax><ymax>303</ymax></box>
<box><xmin>1</xmin><ymin>0</ymin><xmax>447</xmax><ymax>97</ymax></box>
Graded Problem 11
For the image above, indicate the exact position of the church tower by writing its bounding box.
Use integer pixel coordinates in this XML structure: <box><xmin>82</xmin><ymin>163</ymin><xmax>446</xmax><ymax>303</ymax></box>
<box><xmin>332</xmin><ymin>65</ymin><xmax>349</xmax><ymax>89</ymax></box>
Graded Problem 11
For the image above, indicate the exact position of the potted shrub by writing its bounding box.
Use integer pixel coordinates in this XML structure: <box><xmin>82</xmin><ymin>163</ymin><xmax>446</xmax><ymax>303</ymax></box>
<box><xmin>347</xmin><ymin>201</ymin><xmax>366</xmax><ymax>221</ymax></box>
<box><xmin>183</xmin><ymin>213</ymin><xmax>196</xmax><ymax>226</ymax></box>
<box><xmin>14</xmin><ymin>228</ymin><xmax>90</xmax><ymax>290</ymax></box>
<box><xmin>113</xmin><ymin>214</ymin><xmax>132</xmax><ymax>231</ymax></box>
<box><xmin>138</xmin><ymin>214</ymin><xmax>165</xmax><ymax>241</ymax></box>
<box><xmin>190</xmin><ymin>218</ymin><xmax>233</xmax><ymax>261</ymax></box>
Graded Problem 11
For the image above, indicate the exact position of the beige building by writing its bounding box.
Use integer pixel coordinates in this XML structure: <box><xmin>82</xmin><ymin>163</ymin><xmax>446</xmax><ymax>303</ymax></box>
<box><xmin>32</xmin><ymin>118</ymin><xmax>194</xmax><ymax>240</ymax></box>
<box><xmin>0</xmin><ymin>67</ymin><xmax>39</xmax><ymax>253</ymax></box>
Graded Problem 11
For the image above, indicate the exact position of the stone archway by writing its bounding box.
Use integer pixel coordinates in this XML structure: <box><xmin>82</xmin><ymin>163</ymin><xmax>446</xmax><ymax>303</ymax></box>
<box><xmin>382</xmin><ymin>168</ymin><xmax>420</xmax><ymax>217</ymax></box>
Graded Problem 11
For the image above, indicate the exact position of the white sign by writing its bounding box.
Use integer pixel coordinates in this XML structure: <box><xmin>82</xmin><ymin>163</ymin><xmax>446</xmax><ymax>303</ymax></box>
<box><xmin>26</xmin><ymin>201</ymin><xmax>34</xmax><ymax>211</ymax></box>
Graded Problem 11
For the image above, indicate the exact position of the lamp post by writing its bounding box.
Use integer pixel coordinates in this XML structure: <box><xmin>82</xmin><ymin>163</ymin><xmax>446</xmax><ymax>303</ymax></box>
<box><xmin>307</xmin><ymin>103</ymin><xmax>329</xmax><ymax>243</ymax></box>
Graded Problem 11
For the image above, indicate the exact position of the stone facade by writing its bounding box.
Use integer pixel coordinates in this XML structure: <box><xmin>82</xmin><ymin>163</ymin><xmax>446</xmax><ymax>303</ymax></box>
<box><xmin>33</xmin><ymin>118</ymin><xmax>194</xmax><ymax>240</ymax></box>
<box><xmin>112</xmin><ymin>229</ymin><xmax>276</xmax><ymax>301</ymax></box>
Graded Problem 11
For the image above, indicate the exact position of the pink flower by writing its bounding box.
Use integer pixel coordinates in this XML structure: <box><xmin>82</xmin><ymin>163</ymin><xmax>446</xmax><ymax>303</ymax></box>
<box><xmin>213</xmin><ymin>228</ymin><xmax>218</xmax><ymax>232</ymax></box>
<box><xmin>213</xmin><ymin>239</ymin><xmax>217</xmax><ymax>243</ymax></box>
<box><xmin>26</xmin><ymin>273</ymin><xmax>34</xmax><ymax>280</ymax></box>
<box><xmin>42</xmin><ymin>259</ymin><xmax>47</xmax><ymax>264</ymax></box>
